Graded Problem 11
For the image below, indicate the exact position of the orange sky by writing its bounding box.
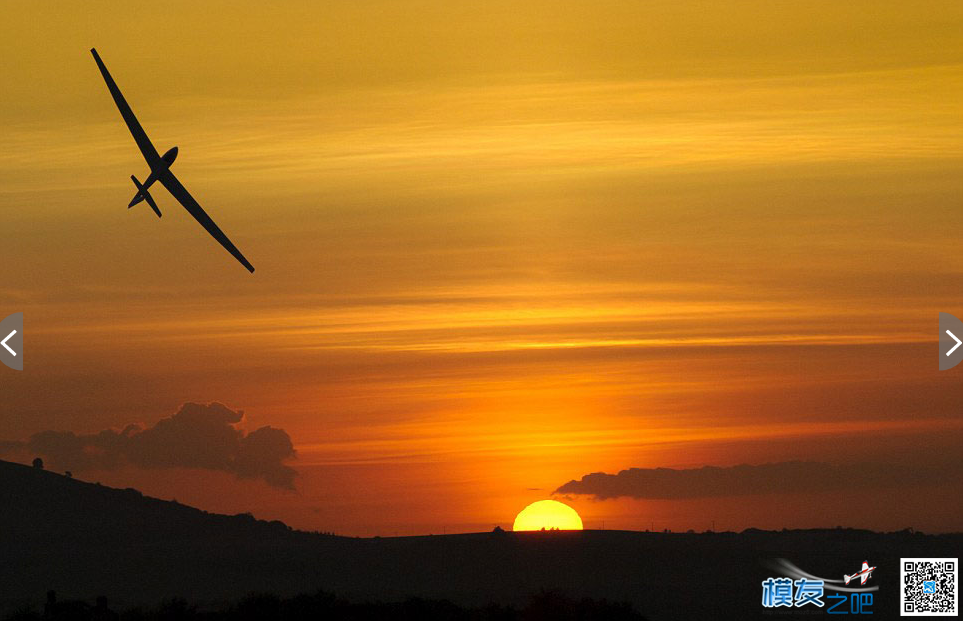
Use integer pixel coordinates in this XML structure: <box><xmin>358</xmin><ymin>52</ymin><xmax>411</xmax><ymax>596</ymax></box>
<box><xmin>1</xmin><ymin>1</ymin><xmax>961</xmax><ymax>534</ymax></box>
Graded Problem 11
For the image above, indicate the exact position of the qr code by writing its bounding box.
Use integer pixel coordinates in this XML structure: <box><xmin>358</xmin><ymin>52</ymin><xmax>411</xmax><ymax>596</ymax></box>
<box><xmin>901</xmin><ymin>558</ymin><xmax>958</xmax><ymax>616</ymax></box>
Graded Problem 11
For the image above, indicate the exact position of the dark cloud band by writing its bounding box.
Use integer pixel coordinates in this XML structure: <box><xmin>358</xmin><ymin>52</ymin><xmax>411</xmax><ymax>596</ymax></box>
<box><xmin>554</xmin><ymin>460</ymin><xmax>955</xmax><ymax>500</ymax></box>
<box><xmin>5</xmin><ymin>402</ymin><xmax>297</xmax><ymax>489</ymax></box>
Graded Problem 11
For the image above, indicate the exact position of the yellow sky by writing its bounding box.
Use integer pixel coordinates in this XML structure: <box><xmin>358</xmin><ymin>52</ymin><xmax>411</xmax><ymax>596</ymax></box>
<box><xmin>1</xmin><ymin>1</ymin><xmax>961</xmax><ymax>533</ymax></box>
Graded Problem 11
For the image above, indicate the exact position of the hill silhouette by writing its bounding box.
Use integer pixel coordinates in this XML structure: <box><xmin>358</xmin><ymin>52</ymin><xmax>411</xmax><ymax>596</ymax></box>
<box><xmin>1</xmin><ymin>458</ymin><xmax>958</xmax><ymax>620</ymax></box>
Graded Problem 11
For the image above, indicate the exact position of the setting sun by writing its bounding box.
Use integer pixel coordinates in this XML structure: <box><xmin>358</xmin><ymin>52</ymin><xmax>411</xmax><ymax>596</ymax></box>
<box><xmin>512</xmin><ymin>500</ymin><xmax>583</xmax><ymax>531</ymax></box>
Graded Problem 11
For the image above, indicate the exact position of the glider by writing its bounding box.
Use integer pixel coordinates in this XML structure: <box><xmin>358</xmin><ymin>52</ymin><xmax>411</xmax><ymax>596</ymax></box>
<box><xmin>90</xmin><ymin>48</ymin><xmax>254</xmax><ymax>273</ymax></box>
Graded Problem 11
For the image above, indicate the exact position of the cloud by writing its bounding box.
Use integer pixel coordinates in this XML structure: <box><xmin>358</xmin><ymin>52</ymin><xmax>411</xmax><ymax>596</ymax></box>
<box><xmin>554</xmin><ymin>460</ymin><xmax>956</xmax><ymax>500</ymax></box>
<box><xmin>7</xmin><ymin>403</ymin><xmax>297</xmax><ymax>489</ymax></box>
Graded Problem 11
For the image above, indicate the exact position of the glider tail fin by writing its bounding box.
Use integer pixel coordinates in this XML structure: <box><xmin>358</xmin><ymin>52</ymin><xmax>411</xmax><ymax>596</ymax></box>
<box><xmin>129</xmin><ymin>175</ymin><xmax>161</xmax><ymax>218</ymax></box>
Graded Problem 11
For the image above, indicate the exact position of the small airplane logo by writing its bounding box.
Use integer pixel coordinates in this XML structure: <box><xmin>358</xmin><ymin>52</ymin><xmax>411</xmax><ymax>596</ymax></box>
<box><xmin>90</xmin><ymin>48</ymin><xmax>255</xmax><ymax>273</ymax></box>
<box><xmin>844</xmin><ymin>561</ymin><xmax>876</xmax><ymax>586</ymax></box>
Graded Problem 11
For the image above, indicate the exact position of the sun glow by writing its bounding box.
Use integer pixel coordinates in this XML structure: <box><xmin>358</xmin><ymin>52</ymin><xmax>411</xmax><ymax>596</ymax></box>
<box><xmin>512</xmin><ymin>500</ymin><xmax>584</xmax><ymax>531</ymax></box>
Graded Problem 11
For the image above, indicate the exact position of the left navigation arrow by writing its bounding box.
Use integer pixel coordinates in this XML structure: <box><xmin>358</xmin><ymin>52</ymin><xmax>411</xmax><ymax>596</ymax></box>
<box><xmin>0</xmin><ymin>313</ymin><xmax>23</xmax><ymax>370</ymax></box>
<box><xmin>2</xmin><ymin>330</ymin><xmax>17</xmax><ymax>355</ymax></box>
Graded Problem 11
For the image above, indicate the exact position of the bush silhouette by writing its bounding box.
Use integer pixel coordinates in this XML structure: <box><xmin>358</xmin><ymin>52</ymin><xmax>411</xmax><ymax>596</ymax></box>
<box><xmin>3</xmin><ymin>590</ymin><xmax>646</xmax><ymax>621</ymax></box>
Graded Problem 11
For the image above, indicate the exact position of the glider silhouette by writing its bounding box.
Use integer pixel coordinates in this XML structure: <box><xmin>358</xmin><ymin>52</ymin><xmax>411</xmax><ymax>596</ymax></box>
<box><xmin>90</xmin><ymin>48</ymin><xmax>255</xmax><ymax>273</ymax></box>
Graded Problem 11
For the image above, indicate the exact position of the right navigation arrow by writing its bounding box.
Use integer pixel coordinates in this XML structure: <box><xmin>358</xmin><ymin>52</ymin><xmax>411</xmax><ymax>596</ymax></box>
<box><xmin>947</xmin><ymin>330</ymin><xmax>962</xmax><ymax>357</ymax></box>
<box><xmin>939</xmin><ymin>312</ymin><xmax>963</xmax><ymax>371</ymax></box>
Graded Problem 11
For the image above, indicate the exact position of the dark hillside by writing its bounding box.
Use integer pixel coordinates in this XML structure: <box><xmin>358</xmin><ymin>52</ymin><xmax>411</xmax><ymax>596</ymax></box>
<box><xmin>1</xmin><ymin>459</ymin><xmax>957</xmax><ymax>620</ymax></box>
